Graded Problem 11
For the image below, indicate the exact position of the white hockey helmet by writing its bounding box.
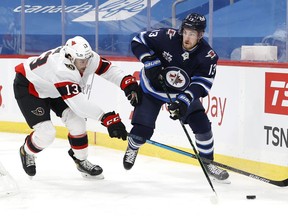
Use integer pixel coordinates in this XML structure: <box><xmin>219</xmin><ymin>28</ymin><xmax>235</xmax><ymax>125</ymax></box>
<box><xmin>64</xmin><ymin>36</ymin><xmax>92</xmax><ymax>63</ymax></box>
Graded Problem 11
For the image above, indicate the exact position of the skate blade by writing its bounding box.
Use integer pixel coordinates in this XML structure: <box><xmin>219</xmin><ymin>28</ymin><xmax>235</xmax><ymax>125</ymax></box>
<box><xmin>80</xmin><ymin>173</ymin><xmax>104</xmax><ymax>180</ymax></box>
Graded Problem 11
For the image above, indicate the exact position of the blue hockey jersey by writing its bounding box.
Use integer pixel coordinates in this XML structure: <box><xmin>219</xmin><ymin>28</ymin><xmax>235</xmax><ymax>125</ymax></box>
<box><xmin>131</xmin><ymin>28</ymin><xmax>218</xmax><ymax>103</ymax></box>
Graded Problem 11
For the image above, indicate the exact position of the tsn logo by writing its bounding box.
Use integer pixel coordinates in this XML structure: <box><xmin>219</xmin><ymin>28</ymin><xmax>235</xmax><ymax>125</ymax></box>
<box><xmin>265</xmin><ymin>72</ymin><xmax>288</xmax><ymax>115</ymax></box>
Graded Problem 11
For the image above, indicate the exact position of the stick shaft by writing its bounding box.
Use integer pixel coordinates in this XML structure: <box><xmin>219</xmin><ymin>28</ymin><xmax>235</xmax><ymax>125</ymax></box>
<box><xmin>141</xmin><ymin>136</ymin><xmax>288</xmax><ymax>187</ymax></box>
<box><xmin>159</xmin><ymin>79</ymin><xmax>217</xmax><ymax>194</ymax></box>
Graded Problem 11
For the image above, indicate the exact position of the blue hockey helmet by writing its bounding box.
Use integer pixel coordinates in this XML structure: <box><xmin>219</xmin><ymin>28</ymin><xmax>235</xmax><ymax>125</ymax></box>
<box><xmin>179</xmin><ymin>13</ymin><xmax>206</xmax><ymax>35</ymax></box>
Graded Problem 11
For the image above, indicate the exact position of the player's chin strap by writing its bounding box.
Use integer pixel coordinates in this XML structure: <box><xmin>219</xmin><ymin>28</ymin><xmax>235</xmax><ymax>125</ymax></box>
<box><xmin>158</xmin><ymin>75</ymin><xmax>218</xmax><ymax>198</ymax></box>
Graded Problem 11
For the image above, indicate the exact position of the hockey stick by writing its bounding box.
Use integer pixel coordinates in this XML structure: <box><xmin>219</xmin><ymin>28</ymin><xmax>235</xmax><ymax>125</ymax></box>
<box><xmin>158</xmin><ymin>77</ymin><xmax>218</xmax><ymax>197</ymax></box>
<box><xmin>87</xmin><ymin>73</ymin><xmax>95</xmax><ymax>100</ymax></box>
<box><xmin>129</xmin><ymin>133</ymin><xmax>288</xmax><ymax>187</ymax></box>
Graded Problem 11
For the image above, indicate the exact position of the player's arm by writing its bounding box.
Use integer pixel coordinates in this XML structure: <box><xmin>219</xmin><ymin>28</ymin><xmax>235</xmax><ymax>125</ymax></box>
<box><xmin>188</xmin><ymin>53</ymin><xmax>218</xmax><ymax>100</ymax></box>
<box><xmin>168</xmin><ymin>53</ymin><xmax>218</xmax><ymax>120</ymax></box>
<box><xmin>131</xmin><ymin>30</ymin><xmax>161</xmax><ymax>61</ymax></box>
<box><xmin>92</xmin><ymin>52</ymin><xmax>141</xmax><ymax>106</ymax></box>
<box><xmin>131</xmin><ymin>30</ymin><xmax>167</xmax><ymax>88</ymax></box>
<box><xmin>55</xmin><ymin>81</ymin><xmax>127</xmax><ymax>140</ymax></box>
<box><xmin>55</xmin><ymin>81</ymin><xmax>104</xmax><ymax>120</ymax></box>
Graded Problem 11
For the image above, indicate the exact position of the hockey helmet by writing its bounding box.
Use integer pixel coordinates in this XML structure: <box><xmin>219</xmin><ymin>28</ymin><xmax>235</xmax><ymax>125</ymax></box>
<box><xmin>64</xmin><ymin>36</ymin><xmax>92</xmax><ymax>63</ymax></box>
<box><xmin>179</xmin><ymin>13</ymin><xmax>206</xmax><ymax>35</ymax></box>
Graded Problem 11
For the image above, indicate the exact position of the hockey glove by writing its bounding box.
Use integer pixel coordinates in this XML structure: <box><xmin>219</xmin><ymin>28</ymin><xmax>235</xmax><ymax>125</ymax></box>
<box><xmin>168</xmin><ymin>93</ymin><xmax>193</xmax><ymax>120</ymax></box>
<box><xmin>101</xmin><ymin>111</ymin><xmax>127</xmax><ymax>140</ymax></box>
<box><xmin>120</xmin><ymin>75</ymin><xmax>142</xmax><ymax>106</ymax></box>
<box><xmin>142</xmin><ymin>55</ymin><xmax>163</xmax><ymax>88</ymax></box>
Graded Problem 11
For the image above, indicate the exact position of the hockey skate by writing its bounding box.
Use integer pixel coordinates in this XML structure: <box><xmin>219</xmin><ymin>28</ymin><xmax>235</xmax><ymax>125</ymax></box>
<box><xmin>123</xmin><ymin>146</ymin><xmax>139</xmax><ymax>170</ymax></box>
<box><xmin>19</xmin><ymin>145</ymin><xmax>36</xmax><ymax>177</ymax></box>
<box><xmin>68</xmin><ymin>149</ymin><xmax>104</xmax><ymax>179</ymax></box>
<box><xmin>204</xmin><ymin>162</ymin><xmax>230</xmax><ymax>184</ymax></box>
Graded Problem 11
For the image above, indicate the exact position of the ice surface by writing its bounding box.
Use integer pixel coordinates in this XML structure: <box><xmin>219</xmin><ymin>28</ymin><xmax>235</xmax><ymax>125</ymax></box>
<box><xmin>0</xmin><ymin>132</ymin><xmax>287</xmax><ymax>216</ymax></box>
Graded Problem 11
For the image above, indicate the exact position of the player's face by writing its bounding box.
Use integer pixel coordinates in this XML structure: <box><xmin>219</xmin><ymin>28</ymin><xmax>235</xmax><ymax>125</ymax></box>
<box><xmin>74</xmin><ymin>58</ymin><xmax>89</xmax><ymax>74</ymax></box>
<box><xmin>182</xmin><ymin>28</ymin><xmax>203</xmax><ymax>50</ymax></box>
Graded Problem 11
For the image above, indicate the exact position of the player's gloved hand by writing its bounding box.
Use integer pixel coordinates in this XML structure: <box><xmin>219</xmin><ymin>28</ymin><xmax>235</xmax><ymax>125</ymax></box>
<box><xmin>142</xmin><ymin>55</ymin><xmax>163</xmax><ymax>88</ymax></box>
<box><xmin>101</xmin><ymin>111</ymin><xmax>127</xmax><ymax>140</ymax></box>
<box><xmin>120</xmin><ymin>75</ymin><xmax>142</xmax><ymax>106</ymax></box>
<box><xmin>168</xmin><ymin>93</ymin><xmax>193</xmax><ymax>120</ymax></box>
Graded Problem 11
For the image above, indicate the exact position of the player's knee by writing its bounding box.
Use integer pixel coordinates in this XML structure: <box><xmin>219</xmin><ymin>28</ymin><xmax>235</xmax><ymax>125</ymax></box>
<box><xmin>32</xmin><ymin>120</ymin><xmax>56</xmax><ymax>148</ymax></box>
<box><xmin>187</xmin><ymin>111</ymin><xmax>211</xmax><ymax>134</ymax></box>
<box><xmin>61</xmin><ymin>108</ymin><xmax>86</xmax><ymax>135</ymax></box>
<box><xmin>131</xmin><ymin>124</ymin><xmax>154</xmax><ymax>140</ymax></box>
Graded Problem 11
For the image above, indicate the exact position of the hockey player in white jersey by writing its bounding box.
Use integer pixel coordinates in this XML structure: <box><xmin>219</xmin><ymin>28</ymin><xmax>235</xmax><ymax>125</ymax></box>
<box><xmin>13</xmin><ymin>36</ymin><xmax>141</xmax><ymax>179</ymax></box>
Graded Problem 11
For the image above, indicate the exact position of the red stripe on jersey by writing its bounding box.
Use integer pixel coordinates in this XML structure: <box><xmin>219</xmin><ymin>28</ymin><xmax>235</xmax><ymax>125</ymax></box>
<box><xmin>15</xmin><ymin>63</ymin><xmax>40</xmax><ymax>97</ymax></box>
<box><xmin>15</xmin><ymin>63</ymin><xmax>26</xmax><ymax>76</ymax></box>
<box><xmin>28</xmin><ymin>83</ymin><xmax>39</xmax><ymax>97</ymax></box>
<box><xmin>54</xmin><ymin>81</ymin><xmax>72</xmax><ymax>88</ymax></box>
<box><xmin>95</xmin><ymin>57</ymin><xmax>111</xmax><ymax>75</ymax></box>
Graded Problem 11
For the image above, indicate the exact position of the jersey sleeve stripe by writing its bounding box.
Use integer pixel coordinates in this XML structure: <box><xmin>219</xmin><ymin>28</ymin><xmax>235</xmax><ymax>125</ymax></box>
<box><xmin>95</xmin><ymin>57</ymin><xmax>111</xmax><ymax>75</ymax></box>
<box><xmin>191</xmin><ymin>76</ymin><xmax>213</xmax><ymax>88</ymax></box>
<box><xmin>55</xmin><ymin>81</ymin><xmax>81</xmax><ymax>100</ymax></box>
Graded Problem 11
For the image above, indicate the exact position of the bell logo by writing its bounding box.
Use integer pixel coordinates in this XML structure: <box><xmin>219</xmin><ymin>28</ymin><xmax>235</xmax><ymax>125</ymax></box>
<box><xmin>265</xmin><ymin>72</ymin><xmax>288</xmax><ymax>115</ymax></box>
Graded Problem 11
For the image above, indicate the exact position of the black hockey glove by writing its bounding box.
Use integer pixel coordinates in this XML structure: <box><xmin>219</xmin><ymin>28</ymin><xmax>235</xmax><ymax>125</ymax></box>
<box><xmin>120</xmin><ymin>75</ymin><xmax>142</xmax><ymax>106</ymax></box>
<box><xmin>142</xmin><ymin>55</ymin><xmax>163</xmax><ymax>88</ymax></box>
<box><xmin>168</xmin><ymin>93</ymin><xmax>193</xmax><ymax>120</ymax></box>
<box><xmin>101</xmin><ymin>111</ymin><xmax>127</xmax><ymax>140</ymax></box>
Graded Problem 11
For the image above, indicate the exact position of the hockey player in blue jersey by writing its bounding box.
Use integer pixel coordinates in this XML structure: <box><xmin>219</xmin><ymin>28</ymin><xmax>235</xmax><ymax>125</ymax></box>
<box><xmin>123</xmin><ymin>13</ymin><xmax>229</xmax><ymax>181</ymax></box>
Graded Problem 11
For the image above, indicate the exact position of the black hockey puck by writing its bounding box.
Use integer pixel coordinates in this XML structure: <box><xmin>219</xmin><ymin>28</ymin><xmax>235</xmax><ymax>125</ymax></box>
<box><xmin>246</xmin><ymin>195</ymin><xmax>256</xmax><ymax>199</ymax></box>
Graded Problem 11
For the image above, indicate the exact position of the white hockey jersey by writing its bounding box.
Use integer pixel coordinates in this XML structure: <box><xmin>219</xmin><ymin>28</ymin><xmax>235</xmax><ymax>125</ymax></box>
<box><xmin>15</xmin><ymin>46</ymin><xmax>127</xmax><ymax>120</ymax></box>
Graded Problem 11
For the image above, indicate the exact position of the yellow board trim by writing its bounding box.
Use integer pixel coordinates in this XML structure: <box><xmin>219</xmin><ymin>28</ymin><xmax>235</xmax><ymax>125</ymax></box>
<box><xmin>1</xmin><ymin>121</ymin><xmax>287</xmax><ymax>180</ymax></box>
